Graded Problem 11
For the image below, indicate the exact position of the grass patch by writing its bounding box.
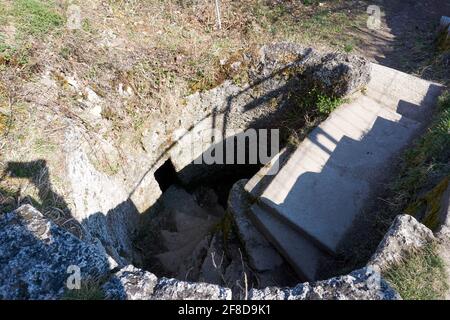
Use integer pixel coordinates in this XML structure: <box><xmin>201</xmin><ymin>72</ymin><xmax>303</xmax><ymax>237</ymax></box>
<box><xmin>0</xmin><ymin>0</ymin><xmax>62</xmax><ymax>66</ymax></box>
<box><xmin>34</xmin><ymin>137</ymin><xmax>57</xmax><ymax>155</ymax></box>
<box><xmin>284</xmin><ymin>88</ymin><xmax>346</xmax><ymax>146</ymax></box>
<box><xmin>0</xmin><ymin>38</ymin><xmax>30</xmax><ymax>67</ymax></box>
<box><xmin>317</xmin><ymin>93</ymin><xmax>345</xmax><ymax>115</ymax></box>
<box><xmin>62</xmin><ymin>280</ymin><xmax>105</xmax><ymax>300</ymax></box>
<box><xmin>391</xmin><ymin>91</ymin><xmax>450</xmax><ymax>204</ymax></box>
<box><xmin>343</xmin><ymin>42</ymin><xmax>354</xmax><ymax>53</ymax></box>
<box><xmin>250</xmin><ymin>0</ymin><xmax>361</xmax><ymax>45</ymax></box>
<box><xmin>384</xmin><ymin>244</ymin><xmax>448</xmax><ymax>300</ymax></box>
<box><xmin>12</xmin><ymin>0</ymin><xmax>63</xmax><ymax>36</ymax></box>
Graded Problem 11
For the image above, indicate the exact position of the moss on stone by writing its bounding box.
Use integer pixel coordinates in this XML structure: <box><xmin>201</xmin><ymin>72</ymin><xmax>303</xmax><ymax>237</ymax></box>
<box><xmin>405</xmin><ymin>176</ymin><xmax>449</xmax><ymax>231</ymax></box>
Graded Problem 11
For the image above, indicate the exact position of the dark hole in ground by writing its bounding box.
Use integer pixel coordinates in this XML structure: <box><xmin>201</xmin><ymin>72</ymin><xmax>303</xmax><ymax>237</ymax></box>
<box><xmin>154</xmin><ymin>158</ymin><xmax>180</xmax><ymax>192</ymax></box>
<box><xmin>186</xmin><ymin>163</ymin><xmax>261</xmax><ymax>207</ymax></box>
<box><xmin>134</xmin><ymin>132</ymin><xmax>299</xmax><ymax>296</ymax></box>
<box><xmin>183</xmin><ymin>131</ymin><xmax>280</xmax><ymax>207</ymax></box>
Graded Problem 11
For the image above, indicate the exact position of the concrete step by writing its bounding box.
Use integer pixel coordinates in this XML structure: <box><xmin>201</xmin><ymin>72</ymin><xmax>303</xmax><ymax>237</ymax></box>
<box><xmin>364</xmin><ymin>63</ymin><xmax>444</xmax><ymax>123</ymax></box>
<box><xmin>249</xmin><ymin>102</ymin><xmax>426</xmax><ymax>254</ymax></box>
<box><xmin>244</xmin><ymin>63</ymin><xmax>445</xmax><ymax>277</ymax></box>
<box><xmin>244</xmin><ymin>88</ymin><xmax>425</xmax><ymax>201</ymax></box>
<box><xmin>248</xmin><ymin>203</ymin><xmax>327</xmax><ymax>281</ymax></box>
<box><xmin>162</xmin><ymin>186</ymin><xmax>213</xmax><ymax>222</ymax></box>
<box><xmin>245</xmin><ymin>147</ymin><xmax>291</xmax><ymax>199</ymax></box>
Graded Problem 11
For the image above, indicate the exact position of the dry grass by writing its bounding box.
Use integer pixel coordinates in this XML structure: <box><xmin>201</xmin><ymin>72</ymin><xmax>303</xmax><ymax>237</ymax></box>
<box><xmin>62</xmin><ymin>279</ymin><xmax>106</xmax><ymax>300</ymax></box>
<box><xmin>384</xmin><ymin>244</ymin><xmax>448</xmax><ymax>300</ymax></box>
<box><xmin>1</xmin><ymin>0</ymin><xmax>368</xmax><ymax>179</ymax></box>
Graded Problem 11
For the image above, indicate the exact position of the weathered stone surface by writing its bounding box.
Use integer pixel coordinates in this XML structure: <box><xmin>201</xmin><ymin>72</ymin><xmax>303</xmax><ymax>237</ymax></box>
<box><xmin>258</xmin><ymin>43</ymin><xmax>371</xmax><ymax>97</ymax></box>
<box><xmin>0</xmin><ymin>205</ymin><xmax>404</xmax><ymax>300</ymax></box>
<box><xmin>368</xmin><ymin>215</ymin><xmax>435</xmax><ymax>273</ymax></box>
<box><xmin>171</xmin><ymin>43</ymin><xmax>372</xmax><ymax>184</ymax></box>
<box><xmin>249</xmin><ymin>203</ymin><xmax>325</xmax><ymax>281</ymax></box>
<box><xmin>228</xmin><ymin>179</ymin><xmax>283</xmax><ymax>272</ymax></box>
<box><xmin>103</xmin><ymin>265</ymin><xmax>233</xmax><ymax>300</ymax></box>
<box><xmin>103</xmin><ymin>265</ymin><xmax>158</xmax><ymax>300</ymax></box>
<box><xmin>198</xmin><ymin>233</ymin><xmax>227</xmax><ymax>285</ymax></box>
<box><xmin>65</xmin><ymin>127</ymin><xmax>141</xmax><ymax>266</ymax></box>
<box><xmin>0</xmin><ymin>205</ymin><xmax>112</xmax><ymax>300</ymax></box>
<box><xmin>152</xmin><ymin>278</ymin><xmax>232</xmax><ymax>300</ymax></box>
<box><xmin>138</xmin><ymin>185</ymin><xmax>222</xmax><ymax>279</ymax></box>
<box><xmin>307</xmin><ymin>52</ymin><xmax>371</xmax><ymax>97</ymax></box>
<box><xmin>249</xmin><ymin>267</ymin><xmax>400</xmax><ymax>300</ymax></box>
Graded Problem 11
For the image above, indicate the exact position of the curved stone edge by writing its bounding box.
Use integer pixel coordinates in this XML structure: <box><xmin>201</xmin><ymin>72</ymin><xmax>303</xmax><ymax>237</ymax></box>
<box><xmin>112</xmin><ymin>212</ymin><xmax>434</xmax><ymax>300</ymax></box>
<box><xmin>249</xmin><ymin>267</ymin><xmax>400</xmax><ymax>300</ymax></box>
<box><xmin>102</xmin><ymin>265</ymin><xmax>232</xmax><ymax>300</ymax></box>
<box><xmin>248</xmin><ymin>214</ymin><xmax>435</xmax><ymax>300</ymax></box>
<box><xmin>101</xmin><ymin>195</ymin><xmax>445</xmax><ymax>300</ymax></box>
<box><xmin>3</xmin><ymin>206</ymin><xmax>426</xmax><ymax>300</ymax></box>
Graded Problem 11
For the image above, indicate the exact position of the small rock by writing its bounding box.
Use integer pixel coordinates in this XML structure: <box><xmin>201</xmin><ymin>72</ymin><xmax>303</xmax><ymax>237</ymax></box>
<box><xmin>199</xmin><ymin>233</ymin><xmax>227</xmax><ymax>285</ymax></box>
<box><xmin>85</xmin><ymin>87</ymin><xmax>102</xmax><ymax>104</ymax></box>
<box><xmin>66</xmin><ymin>76</ymin><xmax>79</xmax><ymax>90</ymax></box>
<box><xmin>368</xmin><ymin>214</ymin><xmax>435</xmax><ymax>273</ymax></box>
<box><xmin>89</xmin><ymin>104</ymin><xmax>103</xmax><ymax>118</ymax></box>
<box><xmin>118</xmin><ymin>83</ymin><xmax>133</xmax><ymax>97</ymax></box>
<box><xmin>103</xmin><ymin>265</ymin><xmax>232</xmax><ymax>300</ymax></box>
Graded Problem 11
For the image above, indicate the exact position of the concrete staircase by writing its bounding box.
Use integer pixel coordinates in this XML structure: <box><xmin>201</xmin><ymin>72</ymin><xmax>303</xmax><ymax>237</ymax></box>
<box><xmin>244</xmin><ymin>63</ymin><xmax>445</xmax><ymax>281</ymax></box>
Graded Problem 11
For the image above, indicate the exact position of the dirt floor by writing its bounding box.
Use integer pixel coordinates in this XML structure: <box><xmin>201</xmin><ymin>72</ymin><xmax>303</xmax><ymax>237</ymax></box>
<box><xmin>352</xmin><ymin>0</ymin><xmax>450</xmax><ymax>84</ymax></box>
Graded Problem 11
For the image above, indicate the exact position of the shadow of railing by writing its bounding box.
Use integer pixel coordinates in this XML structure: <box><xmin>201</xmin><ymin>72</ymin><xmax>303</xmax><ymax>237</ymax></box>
<box><xmin>245</xmin><ymin>81</ymin><xmax>444</xmax><ymax>280</ymax></box>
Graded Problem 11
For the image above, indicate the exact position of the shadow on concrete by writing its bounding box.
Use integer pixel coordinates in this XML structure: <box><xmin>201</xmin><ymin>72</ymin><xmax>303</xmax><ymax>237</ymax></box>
<box><xmin>246</xmin><ymin>82</ymin><xmax>443</xmax><ymax>280</ymax></box>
